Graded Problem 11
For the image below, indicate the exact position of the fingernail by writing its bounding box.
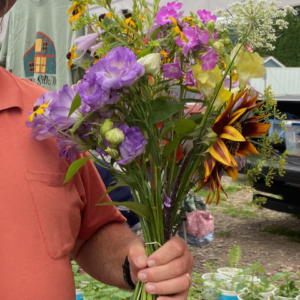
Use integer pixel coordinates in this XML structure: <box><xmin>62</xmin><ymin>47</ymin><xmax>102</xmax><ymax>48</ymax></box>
<box><xmin>146</xmin><ymin>284</ymin><xmax>155</xmax><ymax>293</ymax></box>
<box><xmin>148</xmin><ymin>260</ymin><xmax>156</xmax><ymax>267</ymax></box>
<box><xmin>138</xmin><ymin>273</ymin><xmax>147</xmax><ymax>282</ymax></box>
<box><xmin>136</xmin><ymin>255</ymin><xmax>147</xmax><ymax>266</ymax></box>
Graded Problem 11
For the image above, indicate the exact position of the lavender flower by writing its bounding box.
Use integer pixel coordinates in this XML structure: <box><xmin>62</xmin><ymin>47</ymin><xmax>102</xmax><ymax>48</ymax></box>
<box><xmin>201</xmin><ymin>49</ymin><xmax>219</xmax><ymax>71</ymax></box>
<box><xmin>57</xmin><ymin>134</ymin><xmax>86</xmax><ymax>162</ymax></box>
<box><xmin>49</xmin><ymin>84</ymin><xmax>82</xmax><ymax>131</ymax></box>
<box><xmin>156</xmin><ymin>7</ymin><xmax>177</xmax><ymax>25</ymax></box>
<box><xmin>117</xmin><ymin>125</ymin><xmax>147</xmax><ymax>165</ymax></box>
<box><xmin>88</xmin><ymin>47</ymin><xmax>145</xmax><ymax>90</ymax></box>
<box><xmin>197</xmin><ymin>9</ymin><xmax>217</xmax><ymax>23</ymax></box>
<box><xmin>162</xmin><ymin>192</ymin><xmax>172</xmax><ymax>209</ymax></box>
<box><xmin>74</xmin><ymin>33</ymin><xmax>99</xmax><ymax>55</ymax></box>
<box><xmin>162</xmin><ymin>62</ymin><xmax>184</xmax><ymax>79</ymax></box>
<box><xmin>91</xmin><ymin>42</ymin><xmax>103</xmax><ymax>57</ymax></box>
<box><xmin>175</xmin><ymin>28</ymin><xmax>198</xmax><ymax>54</ymax></box>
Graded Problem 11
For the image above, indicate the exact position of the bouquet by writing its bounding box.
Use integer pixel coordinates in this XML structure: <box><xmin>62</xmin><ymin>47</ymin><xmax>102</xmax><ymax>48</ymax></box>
<box><xmin>26</xmin><ymin>0</ymin><xmax>294</xmax><ymax>299</ymax></box>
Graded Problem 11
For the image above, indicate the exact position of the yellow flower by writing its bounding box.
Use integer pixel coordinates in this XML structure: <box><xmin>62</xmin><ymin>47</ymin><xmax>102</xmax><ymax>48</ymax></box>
<box><xmin>67</xmin><ymin>46</ymin><xmax>78</xmax><ymax>69</ymax></box>
<box><xmin>230</xmin><ymin>44</ymin><xmax>266</xmax><ymax>88</ymax></box>
<box><xmin>28</xmin><ymin>101</ymin><xmax>50</xmax><ymax>122</ymax></box>
<box><xmin>192</xmin><ymin>64</ymin><xmax>222</xmax><ymax>98</ymax></box>
<box><xmin>160</xmin><ymin>50</ymin><xmax>171</xmax><ymax>64</ymax></box>
<box><xmin>67</xmin><ymin>1</ymin><xmax>88</xmax><ymax>25</ymax></box>
<box><xmin>169</xmin><ymin>16</ymin><xmax>188</xmax><ymax>42</ymax></box>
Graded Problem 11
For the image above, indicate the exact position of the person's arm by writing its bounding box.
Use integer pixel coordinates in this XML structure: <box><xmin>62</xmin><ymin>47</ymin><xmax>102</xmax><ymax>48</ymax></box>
<box><xmin>71</xmin><ymin>222</ymin><xmax>194</xmax><ymax>299</ymax></box>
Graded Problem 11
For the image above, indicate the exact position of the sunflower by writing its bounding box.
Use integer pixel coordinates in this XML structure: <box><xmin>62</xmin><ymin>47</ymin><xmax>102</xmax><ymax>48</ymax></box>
<box><xmin>67</xmin><ymin>1</ymin><xmax>88</xmax><ymax>25</ymax></box>
<box><xmin>67</xmin><ymin>46</ymin><xmax>78</xmax><ymax>69</ymax></box>
<box><xmin>200</xmin><ymin>89</ymin><xmax>271</xmax><ymax>204</ymax></box>
<box><xmin>28</xmin><ymin>101</ymin><xmax>50</xmax><ymax>122</ymax></box>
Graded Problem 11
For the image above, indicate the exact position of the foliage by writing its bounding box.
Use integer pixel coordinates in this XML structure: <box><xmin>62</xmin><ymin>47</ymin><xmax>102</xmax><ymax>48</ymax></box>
<box><xmin>228</xmin><ymin>245</ymin><xmax>242</xmax><ymax>269</ymax></box>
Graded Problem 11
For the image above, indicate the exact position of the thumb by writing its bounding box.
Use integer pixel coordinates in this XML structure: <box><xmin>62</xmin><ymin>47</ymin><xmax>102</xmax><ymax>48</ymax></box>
<box><xmin>128</xmin><ymin>238</ymin><xmax>147</xmax><ymax>282</ymax></box>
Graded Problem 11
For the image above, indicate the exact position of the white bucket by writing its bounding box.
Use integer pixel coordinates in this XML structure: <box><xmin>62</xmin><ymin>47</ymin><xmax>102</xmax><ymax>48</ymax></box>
<box><xmin>275</xmin><ymin>296</ymin><xmax>295</xmax><ymax>300</ymax></box>
<box><xmin>238</xmin><ymin>292</ymin><xmax>270</xmax><ymax>300</ymax></box>
<box><xmin>259</xmin><ymin>284</ymin><xmax>276</xmax><ymax>299</ymax></box>
<box><xmin>202</xmin><ymin>273</ymin><xmax>230</xmax><ymax>300</ymax></box>
<box><xmin>219</xmin><ymin>282</ymin><xmax>241</xmax><ymax>300</ymax></box>
<box><xmin>76</xmin><ymin>289</ymin><xmax>84</xmax><ymax>300</ymax></box>
<box><xmin>234</xmin><ymin>275</ymin><xmax>261</xmax><ymax>284</ymax></box>
<box><xmin>218</xmin><ymin>268</ymin><xmax>243</xmax><ymax>278</ymax></box>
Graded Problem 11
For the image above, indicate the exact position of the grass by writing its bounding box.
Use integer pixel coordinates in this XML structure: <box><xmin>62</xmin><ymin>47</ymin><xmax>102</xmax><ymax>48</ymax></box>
<box><xmin>220</xmin><ymin>204</ymin><xmax>260</xmax><ymax>219</ymax></box>
<box><xmin>262</xmin><ymin>226</ymin><xmax>300</xmax><ymax>243</ymax></box>
<box><xmin>216</xmin><ymin>230</ymin><xmax>231</xmax><ymax>238</ymax></box>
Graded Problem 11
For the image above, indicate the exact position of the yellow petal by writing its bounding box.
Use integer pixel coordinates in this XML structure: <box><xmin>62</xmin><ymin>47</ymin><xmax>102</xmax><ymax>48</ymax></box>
<box><xmin>225</xmin><ymin>167</ymin><xmax>238</xmax><ymax>180</ymax></box>
<box><xmin>220</xmin><ymin>125</ymin><xmax>246</xmax><ymax>142</ymax></box>
<box><xmin>169</xmin><ymin>16</ymin><xmax>177</xmax><ymax>26</ymax></box>
<box><xmin>209</xmin><ymin>138</ymin><xmax>237</xmax><ymax>167</ymax></box>
<box><xmin>228</xmin><ymin>108</ymin><xmax>247</xmax><ymax>125</ymax></box>
<box><xmin>28</xmin><ymin>113</ymin><xmax>35</xmax><ymax>122</ymax></box>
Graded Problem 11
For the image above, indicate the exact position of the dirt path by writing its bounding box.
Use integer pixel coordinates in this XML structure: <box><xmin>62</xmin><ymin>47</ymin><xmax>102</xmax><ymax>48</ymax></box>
<box><xmin>190</xmin><ymin>177</ymin><xmax>300</xmax><ymax>276</ymax></box>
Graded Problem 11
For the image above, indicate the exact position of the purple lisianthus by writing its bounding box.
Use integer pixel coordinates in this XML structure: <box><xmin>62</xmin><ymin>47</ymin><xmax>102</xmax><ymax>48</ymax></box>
<box><xmin>156</xmin><ymin>6</ymin><xmax>177</xmax><ymax>25</ymax></box>
<box><xmin>117</xmin><ymin>125</ymin><xmax>147</xmax><ymax>165</ymax></box>
<box><xmin>201</xmin><ymin>49</ymin><xmax>219</xmax><ymax>71</ymax></box>
<box><xmin>197</xmin><ymin>9</ymin><xmax>217</xmax><ymax>23</ymax></box>
<box><xmin>26</xmin><ymin>90</ymin><xmax>60</xmax><ymax>141</ymax></box>
<box><xmin>163</xmin><ymin>62</ymin><xmax>184</xmax><ymax>79</ymax></box>
<box><xmin>49</xmin><ymin>84</ymin><xmax>82</xmax><ymax>131</ymax></box>
<box><xmin>74</xmin><ymin>33</ymin><xmax>99</xmax><ymax>55</ymax></box>
<box><xmin>167</xmin><ymin>2</ymin><xmax>182</xmax><ymax>10</ymax></box>
<box><xmin>88</xmin><ymin>47</ymin><xmax>145</xmax><ymax>90</ymax></box>
<box><xmin>57</xmin><ymin>134</ymin><xmax>86</xmax><ymax>162</ymax></box>
<box><xmin>175</xmin><ymin>28</ymin><xmax>198</xmax><ymax>54</ymax></box>
<box><xmin>195</xmin><ymin>25</ymin><xmax>210</xmax><ymax>44</ymax></box>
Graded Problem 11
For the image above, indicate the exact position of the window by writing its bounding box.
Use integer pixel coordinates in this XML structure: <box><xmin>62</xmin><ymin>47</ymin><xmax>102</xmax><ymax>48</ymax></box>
<box><xmin>35</xmin><ymin>38</ymin><xmax>43</xmax><ymax>53</ymax></box>
<box><xmin>34</xmin><ymin>56</ymin><xmax>47</xmax><ymax>73</ymax></box>
<box><xmin>28</xmin><ymin>61</ymin><xmax>34</xmax><ymax>73</ymax></box>
<box><xmin>42</xmin><ymin>41</ymin><xmax>49</xmax><ymax>52</ymax></box>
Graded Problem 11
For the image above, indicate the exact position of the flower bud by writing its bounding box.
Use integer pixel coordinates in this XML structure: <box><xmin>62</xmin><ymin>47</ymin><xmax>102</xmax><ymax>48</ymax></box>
<box><xmin>224</xmin><ymin>38</ymin><xmax>232</xmax><ymax>46</ymax></box>
<box><xmin>105</xmin><ymin>147</ymin><xmax>120</xmax><ymax>159</ymax></box>
<box><xmin>137</xmin><ymin>53</ymin><xmax>161</xmax><ymax>77</ymax></box>
<box><xmin>212</xmin><ymin>41</ymin><xmax>225</xmax><ymax>54</ymax></box>
<box><xmin>207</xmin><ymin>20</ymin><xmax>215</xmax><ymax>34</ymax></box>
<box><xmin>105</xmin><ymin>128</ymin><xmax>125</xmax><ymax>148</ymax></box>
<box><xmin>100</xmin><ymin>119</ymin><xmax>114</xmax><ymax>136</ymax></box>
<box><xmin>197</xmin><ymin>22</ymin><xmax>205</xmax><ymax>30</ymax></box>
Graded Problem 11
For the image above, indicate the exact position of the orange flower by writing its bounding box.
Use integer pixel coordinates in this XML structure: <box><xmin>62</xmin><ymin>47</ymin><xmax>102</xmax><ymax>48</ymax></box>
<box><xmin>67</xmin><ymin>46</ymin><xmax>78</xmax><ymax>69</ymax></box>
<box><xmin>200</xmin><ymin>89</ymin><xmax>270</xmax><ymax>204</ymax></box>
<box><xmin>163</xmin><ymin>141</ymin><xmax>185</xmax><ymax>162</ymax></box>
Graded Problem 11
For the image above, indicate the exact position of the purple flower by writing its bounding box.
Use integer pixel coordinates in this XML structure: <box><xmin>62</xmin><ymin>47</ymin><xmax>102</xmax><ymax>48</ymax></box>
<box><xmin>162</xmin><ymin>192</ymin><xmax>172</xmax><ymax>209</ymax></box>
<box><xmin>197</xmin><ymin>9</ymin><xmax>217</xmax><ymax>23</ymax></box>
<box><xmin>49</xmin><ymin>85</ymin><xmax>82</xmax><ymax>131</ymax></box>
<box><xmin>183</xmin><ymin>70</ymin><xmax>196</xmax><ymax>86</ymax></box>
<box><xmin>212</xmin><ymin>31</ymin><xmax>219</xmax><ymax>40</ymax></box>
<box><xmin>195</xmin><ymin>25</ymin><xmax>210</xmax><ymax>44</ymax></box>
<box><xmin>57</xmin><ymin>134</ymin><xmax>86</xmax><ymax>162</ymax></box>
<box><xmin>26</xmin><ymin>90</ymin><xmax>60</xmax><ymax>141</ymax></box>
<box><xmin>162</xmin><ymin>63</ymin><xmax>184</xmax><ymax>79</ymax></box>
<box><xmin>88</xmin><ymin>47</ymin><xmax>145</xmax><ymax>90</ymax></box>
<box><xmin>117</xmin><ymin>125</ymin><xmax>147</xmax><ymax>165</ymax></box>
<box><xmin>167</xmin><ymin>2</ymin><xmax>182</xmax><ymax>10</ymax></box>
<box><xmin>156</xmin><ymin>7</ymin><xmax>177</xmax><ymax>25</ymax></box>
<box><xmin>74</xmin><ymin>33</ymin><xmax>99</xmax><ymax>55</ymax></box>
<box><xmin>91</xmin><ymin>42</ymin><xmax>103</xmax><ymax>57</ymax></box>
<box><xmin>175</xmin><ymin>28</ymin><xmax>198</xmax><ymax>54</ymax></box>
<box><xmin>201</xmin><ymin>49</ymin><xmax>219</xmax><ymax>71</ymax></box>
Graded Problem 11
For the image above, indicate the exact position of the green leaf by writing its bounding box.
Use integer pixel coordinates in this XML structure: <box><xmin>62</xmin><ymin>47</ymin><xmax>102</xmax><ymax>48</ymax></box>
<box><xmin>163</xmin><ymin>137</ymin><xmax>181</xmax><ymax>158</ymax></box>
<box><xmin>150</xmin><ymin>27</ymin><xmax>160</xmax><ymax>40</ymax></box>
<box><xmin>137</xmin><ymin>18</ymin><xmax>143</xmax><ymax>33</ymax></box>
<box><xmin>271</xmin><ymin>273</ymin><xmax>286</xmax><ymax>282</ymax></box>
<box><xmin>64</xmin><ymin>157</ymin><xmax>90</xmax><ymax>184</ymax></box>
<box><xmin>98</xmin><ymin>182</ymin><xmax>130</xmax><ymax>202</ymax></box>
<box><xmin>174</xmin><ymin>119</ymin><xmax>197</xmax><ymax>135</ymax></box>
<box><xmin>137</xmin><ymin>48</ymin><xmax>152</xmax><ymax>59</ymax></box>
<box><xmin>68</xmin><ymin>92</ymin><xmax>81</xmax><ymax>119</ymax></box>
<box><xmin>69</xmin><ymin>112</ymin><xmax>99</xmax><ymax>133</ymax></box>
<box><xmin>150</xmin><ymin>100</ymin><xmax>185</xmax><ymax>124</ymax></box>
<box><xmin>98</xmin><ymin>201</ymin><xmax>151</xmax><ymax>221</ymax></box>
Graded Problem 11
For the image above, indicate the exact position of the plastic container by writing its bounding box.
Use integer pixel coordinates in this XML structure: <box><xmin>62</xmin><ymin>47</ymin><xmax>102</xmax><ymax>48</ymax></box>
<box><xmin>258</xmin><ymin>284</ymin><xmax>276</xmax><ymax>299</ymax></box>
<box><xmin>269</xmin><ymin>120</ymin><xmax>286</xmax><ymax>143</ymax></box>
<box><xmin>76</xmin><ymin>289</ymin><xmax>84</xmax><ymax>300</ymax></box>
<box><xmin>219</xmin><ymin>282</ymin><xmax>241</xmax><ymax>300</ymax></box>
<box><xmin>234</xmin><ymin>275</ymin><xmax>260</xmax><ymax>284</ymax></box>
<box><xmin>202</xmin><ymin>273</ymin><xmax>230</xmax><ymax>300</ymax></box>
<box><xmin>238</xmin><ymin>292</ymin><xmax>269</xmax><ymax>300</ymax></box>
<box><xmin>285</xmin><ymin>121</ymin><xmax>300</xmax><ymax>156</ymax></box>
<box><xmin>218</xmin><ymin>268</ymin><xmax>243</xmax><ymax>278</ymax></box>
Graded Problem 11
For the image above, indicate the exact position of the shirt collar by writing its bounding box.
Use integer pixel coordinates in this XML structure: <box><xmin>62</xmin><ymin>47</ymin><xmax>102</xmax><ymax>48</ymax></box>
<box><xmin>0</xmin><ymin>68</ymin><xmax>24</xmax><ymax>111</ymax></box>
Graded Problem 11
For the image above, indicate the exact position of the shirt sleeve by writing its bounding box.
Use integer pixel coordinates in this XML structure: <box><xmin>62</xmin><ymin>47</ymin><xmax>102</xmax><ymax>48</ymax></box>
<box><xmin>76</xmin><ymin>159</ymin><xmax>126</xmax><ymax>240</ymax></box>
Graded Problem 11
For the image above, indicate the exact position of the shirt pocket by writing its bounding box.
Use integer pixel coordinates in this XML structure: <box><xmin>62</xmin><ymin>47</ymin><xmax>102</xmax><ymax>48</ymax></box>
<box><xmin>26</xmin><ymin>171</ymin><xmax>84</xmax><ymax>260</ymax></box>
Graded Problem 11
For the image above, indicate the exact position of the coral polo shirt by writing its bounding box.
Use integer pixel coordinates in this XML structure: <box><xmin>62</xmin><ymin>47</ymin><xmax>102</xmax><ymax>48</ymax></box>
<box><xmin>0</xmin><ymin>68</ymin><xmax>125</xmax><ymax>299</ymax></box>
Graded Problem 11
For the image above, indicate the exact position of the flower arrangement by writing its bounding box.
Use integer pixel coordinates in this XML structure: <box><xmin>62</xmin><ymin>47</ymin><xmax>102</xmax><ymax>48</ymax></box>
<box><xmin>26</xmin><ymin>0</ymin><xmax>295</xmax><ymax>298</ymax></box>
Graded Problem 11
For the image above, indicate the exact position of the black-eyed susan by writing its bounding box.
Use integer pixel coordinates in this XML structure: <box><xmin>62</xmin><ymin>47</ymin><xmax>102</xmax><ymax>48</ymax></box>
<box><xmin>200</xmin><ymin>89</ymin><xmax>271</xmax><ymax>204</ymax></box>
<box><xmin>169</xmin><ymin>16</ymin><xmax>188</xmax><ymax>42</ymax></box>
<box><xmin>67</xmin><ymin>46</ymin><xmax>78</xmax><ymax>69</ymax></box>
<box><xmin>67</xmin><ymin>1</ymin><xmax>88</xmax><ymax>25</ymax></box>
<box><xmin>28</xmin><ymin>101</ymin><xmax>50</xmax><ymax>122</ymax></box>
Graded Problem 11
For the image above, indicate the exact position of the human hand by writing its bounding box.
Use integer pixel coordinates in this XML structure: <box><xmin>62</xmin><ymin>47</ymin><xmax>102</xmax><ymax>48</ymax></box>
<box><xmin>128</xmin><ymin>237</ymin><xmax>194</xmax><ymax>300</ymax></box>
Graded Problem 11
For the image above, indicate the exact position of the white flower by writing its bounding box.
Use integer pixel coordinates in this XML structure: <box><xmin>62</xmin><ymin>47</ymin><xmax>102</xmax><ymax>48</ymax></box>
<box><xmin>137</xmin><ymin>53</ymin><xmax>161</xmax><ymax>77</ymax></box>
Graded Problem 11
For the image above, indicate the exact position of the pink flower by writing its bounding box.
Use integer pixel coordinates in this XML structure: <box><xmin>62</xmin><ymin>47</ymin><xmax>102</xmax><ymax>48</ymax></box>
<box><xmin>195</xmin><ymin>25</ymin><xmax>210</xmax><ymax>44</ymax></box>
<box><xmin>175</xmin><ymin>28</ymin><xmax>198</xmax><ymax>54</ymax></box>
<box><xmin>201</xmin><ymin>49</ymin><xmax>219</xmax><ymax>71</ymax></box>
<box><xmin>167</xmin><ymin>2</ymin><xmax>182</xmax><ymax>10</ymax></box>
<box><xmin>156</xmin><ymin>7</ymin><xmax>177</xmax><ymax>25</ymax></box>
<box><xmin>197</xmin><ymin>9</ymin><xmax>217</xmax><ymax>23</ymax></box>
<box><xmin>162</xmin><ymin>63</ymin><xmax>184</xmax><ymax>79</ymax></box>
